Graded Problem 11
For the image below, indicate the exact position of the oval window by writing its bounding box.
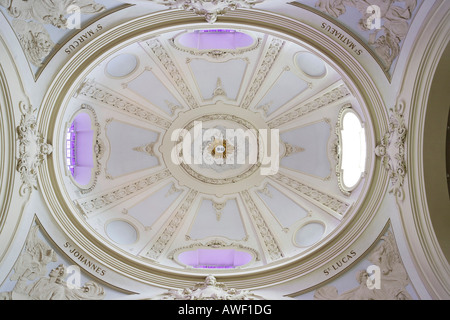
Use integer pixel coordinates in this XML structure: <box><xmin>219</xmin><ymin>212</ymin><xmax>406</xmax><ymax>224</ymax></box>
<box><xmin>338</xmin><ymin>109</ymin><xmax>367</xmax><ymax>191</ymax></box>
<box><xmin>66</xmin><ymin>112</ymin><xmax>95</xmax><ymax>186</ymax></box>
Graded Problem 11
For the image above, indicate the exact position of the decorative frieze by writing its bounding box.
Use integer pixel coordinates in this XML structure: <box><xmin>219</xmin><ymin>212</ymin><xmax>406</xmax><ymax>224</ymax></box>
<box><xmin>240</xmin><ymin>190</ymin><xmax>283</xmax><ymax>261</ymax></box>
<box><xmin>267</xmin><ymin>84</ymin><xmax>350</xmax><ymax>128</ymax></box>
<box><xmin>144</xmin><ymin>39</ymin><xmax>199</xmax><ymax>109</ymax></box>
<box><xmin>241</xmin><ymin>38</ymin><xmax>285</xmax><ymax>109</ymax></box>
<box><xmin>76</xmin><ymin>79</ymin><xmax>171</xmax><ymax>129</ymax></box>
<box><xmin>270</xmin><ymin>172</ymin><xmax>350</xmax><ymax>216</ymax></box>
<box><xmin>146</xmin><ymin>189</ymin><xmax>199</xmax><ymax>260</ymax></box>
<box><xmin>76</xmin><ymin>169</ymin><xmax>171</xmax><ymax>214</ymax></box>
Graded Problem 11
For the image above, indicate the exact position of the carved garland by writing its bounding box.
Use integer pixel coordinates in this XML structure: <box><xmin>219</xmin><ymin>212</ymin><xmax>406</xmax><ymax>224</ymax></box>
<box><xmin>16</xmin><ymin>102</ymin><xmax>53</xmax><ymax>197</ymax></box>
<box><xmin>375</xmin><ymin>102</ymin><xmax>407</xmax><ymax>200</ymax></box>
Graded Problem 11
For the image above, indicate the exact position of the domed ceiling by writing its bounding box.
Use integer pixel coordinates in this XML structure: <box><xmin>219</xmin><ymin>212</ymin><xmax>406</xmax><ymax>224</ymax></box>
<box><xmin>55</xmin><ymin>25</ymin><xmax>373</xmax><ymax>275</ymax></box>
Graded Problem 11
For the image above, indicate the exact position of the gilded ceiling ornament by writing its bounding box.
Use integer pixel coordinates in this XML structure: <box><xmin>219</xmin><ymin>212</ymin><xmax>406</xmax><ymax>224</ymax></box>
<box><xmin>315</xmin><ymin>0</ymin><xmax>417</xmax><ymax>70</ymax></box>
<box><xmin>152</xmin><ymin>275</ymin><xmax>265</xmax><ymax>300</ymax></box>
<box><xmin>146</xmin><ymin>0</ymin><xmax>265</xmax><ymax>24</ymax></box>
<box><xmin>375</xmin><ymin>102</ymin><xmax>407</xmax><ymax>200</ymax></box>
<box><xmin>0</xmin><ymin>225</ymin><xmax>105</xmax><ymax>300</ymax></box>
<box><xmin>16</xmin><ymin>102</ymin><xmax>53</xmax><ymax>197</ymax></box>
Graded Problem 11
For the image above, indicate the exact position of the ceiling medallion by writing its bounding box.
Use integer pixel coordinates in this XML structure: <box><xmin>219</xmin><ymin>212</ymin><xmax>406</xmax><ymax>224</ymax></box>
<box><xmin>150</xmin><ymin>0</ymin><xmax>266</xmax><ymax>23</ymax></box>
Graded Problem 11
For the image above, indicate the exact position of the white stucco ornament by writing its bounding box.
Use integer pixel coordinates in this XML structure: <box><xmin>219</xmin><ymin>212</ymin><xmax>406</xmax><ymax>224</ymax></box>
<box><xmin>131</xmin><ymin>0</ymin><xmax>265</xmax><ymax>23</ymax></box>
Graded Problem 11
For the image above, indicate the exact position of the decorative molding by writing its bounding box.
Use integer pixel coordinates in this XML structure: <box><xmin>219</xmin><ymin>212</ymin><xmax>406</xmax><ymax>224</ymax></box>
<box><xmin>169</xmin><ymin>239</ymin><xmax>260</xmax><ymax>262</ymax></box>
<box><xmin>133</xmin><ymin>142</ymin><xmax>156</xmax><ymax>156</ymax></box>
<box><xmin>77</xmin><ymin>104</ymin><xmax>105</xmax><ymax>195</ymax></box>
<box><xmin>165</xmin><ymin>182</ymin><xmax>183</xmax><ymax>197</ymax></box>
<box><xmin>152</xmin><ymin>275</ymin><xmax>265</xmax><ymax>300</ymax></box>
<box><xmin>241</xmin><ymin>38</ymin><xmax>285</xmax><ymax>109</ymax></box>
<box><xmin>11</xmin><ymin>20</ymin><xmax>55</xmax><ymax>68</ymax></box>
<box><xmin>76</xmin><ymin>169</ymin><xmax>171</xmax><ymax>214</ymax></box>
<box><xmin>213</xmin><ymin>77</ymin><xmax>227</xmax><ymax>98</ymax></box>
<box><xmin>314</xmin><ymin>231</ymin><xmax>412</xmax><ymax>300</ymax></box>
<box><xmin>144</xmin><ymin>39</ymin><xmax>199</xmax><ymax>109</ymax></box>
<box><xmin>375</xmin><ymin>102</ymin><xmax>407</xmax><ymax>200</ymax></box>
<box><xmin>146</xmin><ymin>189</ymin><xmax>199</xmax><ymax>260</ymax></box>
<box><xmin>270</xmin><ymin>172</ymin><xmax>350</xmax><ymax>217</ymax></box>
<box><xmin>240</xmin><ymin>190</ymin><xmax>283</xmax><ymax>261</ymax></box>
<box><xmin>0</xmin><ymin>225</ymin><xmax>105</xmax><ymax>300</ymax></box>
<box><xmin>333</xmin><ymin>104</ymin><xmax>353</xmax><ymax>196</ymax></box>
<box><xmin>168</xmin><ymin>35</ymin><xmax>262</xmax><ymax>60</ymax></box>
<box><xmin>1</xmin><ymin>0</ymin><xmax>105</xmax><ymax>67</ymax></box>
<box><xmin>147</xmin><ymin>0</ymin><xmax>265</xmax><ymax>24</ymax></box>
<box><xmin>212</xmin><ymin>200</ymin><xmax>226</xmax><ymax>221</ymax></box>
<box><xmin>268</xmin><ymin>84</ymin><xmax>351</xmax><ymax>128</ymax></box>
<box><xmin>16</xmin><ymin>102</ymin><xmax>53</xmax><ymax>197</ymax></box>
<box><xmin>76</xmin><ymin>79</ymin><xmax>171</xmax><ymax>129</ymax></box>
<box><xmin>282</xmin><ymin>141</ymin><xmax>305</xmax><ymax>158</ymax></box>
<box><xmin>314</xmin><ymin>0</ymin><xmax>418</xmax><ymax>70</ymax></box>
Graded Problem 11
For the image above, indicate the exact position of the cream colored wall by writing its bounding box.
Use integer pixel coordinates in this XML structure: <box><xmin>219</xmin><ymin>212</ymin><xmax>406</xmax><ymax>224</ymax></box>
<box><xmin>0</xmin><ymin>0</ymin><xmax>449</xmax><ymax>300</ymax></box>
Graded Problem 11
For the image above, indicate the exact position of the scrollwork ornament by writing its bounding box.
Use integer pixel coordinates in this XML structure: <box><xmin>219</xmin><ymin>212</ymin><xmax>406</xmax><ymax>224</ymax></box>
<box><xmin>146</xmin><ymin>0</ymin><xmax>265</xmax><ymax>24</ymax></box>
<box><xmin>375</xmin><ymin>102</ymin><xmax>407</xmax><ymax>200</ymax></box>
<box><xmin>16</xmin><ymin>102</ymin><xmax>53</xmax><ymax>197</ymax></box>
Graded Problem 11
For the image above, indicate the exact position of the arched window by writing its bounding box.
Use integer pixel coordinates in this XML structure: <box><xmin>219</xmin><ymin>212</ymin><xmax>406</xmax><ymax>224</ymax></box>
<box><xmin>335</xmin><ymin>106</ymin><xmax>367</xmax><ymax>193</ymax></box>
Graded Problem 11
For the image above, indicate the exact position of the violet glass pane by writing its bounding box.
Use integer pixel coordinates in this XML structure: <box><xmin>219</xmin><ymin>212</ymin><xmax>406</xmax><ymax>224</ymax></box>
<box><xmin>178</xmin><ymin>249</ymin><xmax>253</xmax><ymax>269</ymax></box>
<box><xmin>66</xmin><ymin>112</ymin><xmax>94</xmax><ymax>185</ymax></box>
<box><xmin>178</xmin><ymin>30</ymin><xmax>254</xmax><ymax>51</ymax></box>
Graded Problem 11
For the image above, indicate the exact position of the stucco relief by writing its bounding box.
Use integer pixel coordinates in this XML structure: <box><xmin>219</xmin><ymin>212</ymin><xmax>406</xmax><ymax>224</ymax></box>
<box><xmin>152</xmin><ymin>275</ymin><xmax>265</xmax><ymax>300</ymax></box>
<box><xmin>0</xmin><ymin>0</ymin><xmax>106</xmax><ymax>67</ymax></box>
<box><xmin>315</xmin><ymin>0</ymin><xmax>418</xmax><ymax>70</ymax></box>
<box><xmin>314</xmin><ymin>231</ymin><xmax>413</xmax><ymax>300</ymax></box>
<box><xmin>16</xmin><ymin>102</ymin><xmax>53</xmax><ymax>197</ymax></box>
<box><xmin>126</xmin><ymin>0</ymin><xmax>265</xmax><ymax>24</ymax></box>
<box><xmin>0</xmin><ymin>225</ymin><xmax>105</xmax><ymax>300</ymax></box>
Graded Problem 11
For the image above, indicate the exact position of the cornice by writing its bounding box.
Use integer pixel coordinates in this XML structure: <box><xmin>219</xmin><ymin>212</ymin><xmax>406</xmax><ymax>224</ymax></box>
<box><xmin>37</xmin><ymin>8</ymin><xmax>389</xmax><ymax>290</ymax></box>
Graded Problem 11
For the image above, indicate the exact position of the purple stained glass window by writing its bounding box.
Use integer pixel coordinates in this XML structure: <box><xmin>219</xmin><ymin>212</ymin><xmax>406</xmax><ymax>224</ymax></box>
<box><xmin>178</xmin><ymin>248</ymin><xmax>253</xmax><ymax>269</ymax></box>
<box><xmin>66</xmin><ymin>113</ymin><xmax>95</xmax><ymax>186</ymax></box>
<box><xmin>178</xmin><ymin>29</ymin><xmax>255</xmax><ymax>51</ymax></box>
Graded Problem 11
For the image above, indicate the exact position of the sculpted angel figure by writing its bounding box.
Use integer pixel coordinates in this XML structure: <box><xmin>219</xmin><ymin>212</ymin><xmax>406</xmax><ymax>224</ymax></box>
<box><xmin>315</xmin><ymin>0</ymin><xmax>417</xmax><ymax>69</ymax></box>
<box><xmin>0</xmin><ymin>0</ymin><xmax>105</xmax><ymax>28</ymax></box>
<box><xmin>0</xmin><ymin>264</ymin><xmax>105</xmax><ymax>300</ymax></box>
